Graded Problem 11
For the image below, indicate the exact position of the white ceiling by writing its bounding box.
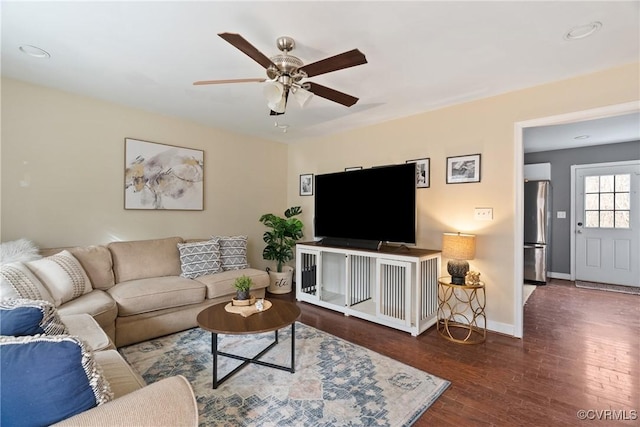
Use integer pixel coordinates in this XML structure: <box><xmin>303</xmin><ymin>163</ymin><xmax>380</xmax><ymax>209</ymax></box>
<box><xmin>524</xmin><ymin>112</ymin><xmax>640</xmax><ymax>153</ymax></box>
<box><xmin>2</xmin><ymin>1</ymin><xmax>639</xmax><ymax>147</ymax></box>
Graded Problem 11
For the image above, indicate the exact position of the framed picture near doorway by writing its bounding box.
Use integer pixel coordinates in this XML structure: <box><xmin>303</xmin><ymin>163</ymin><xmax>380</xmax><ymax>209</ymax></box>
<box><xmin>446</xmin><ymin>154</ymin><xmax>481</xmax><ymax>184</ymax></box>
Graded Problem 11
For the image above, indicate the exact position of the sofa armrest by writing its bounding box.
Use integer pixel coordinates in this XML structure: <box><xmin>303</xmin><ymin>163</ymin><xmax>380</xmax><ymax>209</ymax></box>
<box><xmin>53</xmin><ymin>376</ymin><xmax>198</xmax><ymax>427</ymax></box>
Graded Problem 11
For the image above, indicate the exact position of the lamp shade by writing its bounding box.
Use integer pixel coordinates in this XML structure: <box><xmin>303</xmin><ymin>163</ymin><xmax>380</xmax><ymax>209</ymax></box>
<box><xmin>292</xmin><ymin>87</ymin><xmax>313</xmax><ymax>107</ymax></box>
<box><xmin>268</xmin><ymin>96</ymin><xmax>286</xmax><ymax>113</ymax></box>
<box><xmin>263</xmin><ymin>81</ymin><xmax>285</xmax><ymax>103</ymax></box>
<box><xmin>442</xmin><ymin>233</ymin><xmax>476</xmax><ymax>260</ymax></box>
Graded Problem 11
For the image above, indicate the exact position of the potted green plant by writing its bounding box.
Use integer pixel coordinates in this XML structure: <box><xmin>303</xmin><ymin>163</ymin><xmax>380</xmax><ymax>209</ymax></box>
<box><xmin>259</xmin><ymin>206</ymin><xmax>304</xmax><ymax>294</ymax></box>
<box><xmin>233</xmin><ymin>275</ymin><xmax>253</xmax><ymax>301</ymax></box>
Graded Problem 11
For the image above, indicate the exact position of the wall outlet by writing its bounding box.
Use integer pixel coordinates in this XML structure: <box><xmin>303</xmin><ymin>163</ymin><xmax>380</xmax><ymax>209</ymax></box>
<box><xmin>557</xmin><ymin>211</ymin><xmax>566</xmax><ymax>219</ymax></box>
<box><xmin>474</xmin><ymin>207</ymin><xmax>493</xmax><ymax>220</ymax></box>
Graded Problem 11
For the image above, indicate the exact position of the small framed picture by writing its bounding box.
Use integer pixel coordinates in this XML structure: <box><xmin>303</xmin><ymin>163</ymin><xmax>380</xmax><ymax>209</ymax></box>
<box><xmin>300</xmin><ymin>173</ymin><xmax>314</xmax><ymax>196</ymax></box>
<box><xmin>446</xmin><ymin>154</ymin><xmax>481</xmax><ymax>184</ymax></box>
<box><xmin>345</xmin><ymin>166</ymin><xmax>363</xmax><ymax>171</ymax></box>
<box><xmin>406</xmin><ymin>158</ymin><xmax>430</xmax><ymax>188</ymax></box>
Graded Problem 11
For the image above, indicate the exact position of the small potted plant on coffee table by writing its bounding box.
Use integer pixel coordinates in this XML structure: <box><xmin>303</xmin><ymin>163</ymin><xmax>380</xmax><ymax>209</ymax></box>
<box><xmin>232</xmin><ymin>275</ymin><xmax>254</xmax><ymax>306</ymax></box>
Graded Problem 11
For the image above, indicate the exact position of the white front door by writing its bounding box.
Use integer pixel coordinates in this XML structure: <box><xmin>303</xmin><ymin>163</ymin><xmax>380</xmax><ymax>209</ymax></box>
<box><xmin>574</xmin><ymin>161</ymin><xmax>640</xmax><ymax>287</ymax></box>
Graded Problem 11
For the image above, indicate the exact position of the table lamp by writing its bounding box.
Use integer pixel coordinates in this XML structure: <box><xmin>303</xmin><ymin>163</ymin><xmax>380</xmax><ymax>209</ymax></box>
<box><xmin>442</xmin><ymin>232</ymin><xmax>476</xmax><ymax>284</ymax></box>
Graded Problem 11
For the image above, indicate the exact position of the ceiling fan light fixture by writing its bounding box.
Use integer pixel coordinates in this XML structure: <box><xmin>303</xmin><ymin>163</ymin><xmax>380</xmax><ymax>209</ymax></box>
<box><xmin>292</xmin><ymin>87</ymin><xmax>313</xmax><ymax>108</ymax></box>
<box><xmin>263</xmin><ymin>81</ymin><xmax>285</xmax><ymax>103</ymax></box>
<box><xmin>268</xmin><ymin>94</ymin><xmax>287</xmax><ymax>114</ymax></box>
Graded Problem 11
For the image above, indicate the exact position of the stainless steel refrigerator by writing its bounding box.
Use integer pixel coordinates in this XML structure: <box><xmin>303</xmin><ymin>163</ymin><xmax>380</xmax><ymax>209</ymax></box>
<box><xmin>524</xmin><ymin>180</ymin><xmax>551</xmax><ymax>284</ymax></box>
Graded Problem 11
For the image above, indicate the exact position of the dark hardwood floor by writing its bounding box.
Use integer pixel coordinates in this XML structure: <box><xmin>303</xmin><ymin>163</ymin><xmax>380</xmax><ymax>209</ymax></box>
<box><xmin>269</xmin><ymin>279</ymin><xmax>640</xmax><ymax>426</ymax></box>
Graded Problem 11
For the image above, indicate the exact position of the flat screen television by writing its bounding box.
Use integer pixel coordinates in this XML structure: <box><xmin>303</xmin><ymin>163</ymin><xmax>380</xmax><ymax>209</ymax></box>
<box><xmin>314</xmin><ymin>163</ymin><xmax>416</xmax><ymax>247</ymax></box>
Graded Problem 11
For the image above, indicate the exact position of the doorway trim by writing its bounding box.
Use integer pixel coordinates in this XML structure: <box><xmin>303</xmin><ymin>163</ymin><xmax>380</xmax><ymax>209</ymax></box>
<box><xmin>570</xmin><ymin>159</ymin><xmax>640</xmax><ymax>282</ymax></box>
<box><xmin>513</xmin><ymin>100</ymin><xmax>640</xmax><ymax>338</ymax></box>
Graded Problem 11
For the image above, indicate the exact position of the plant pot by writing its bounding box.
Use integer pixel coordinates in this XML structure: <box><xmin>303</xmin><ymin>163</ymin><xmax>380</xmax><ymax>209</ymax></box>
<box><xmin>267</xmin><ymin>266</ymin><xmax>294</xmax><ymax>294</ymax></box>
<box><xmin>235</xmin><ymin>290</ymin><xmax>250</xmax><ymax>300</ymax></box>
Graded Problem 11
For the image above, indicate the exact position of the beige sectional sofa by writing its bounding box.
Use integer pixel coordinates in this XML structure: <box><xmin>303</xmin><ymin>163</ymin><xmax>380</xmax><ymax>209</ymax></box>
<box><xmin>42</xmin><ymin>236</ymin><xmax>269</xmax><ymax>347</ymax></box>
<box><xmin>2</xmin><ymin>235</ymin><xmax>270</xmax><ymax>425</ymax></box>
<box><xmin>57</xmin><ymin>313</ymin><xmax>198</xmax><ymax>426</ymax></box>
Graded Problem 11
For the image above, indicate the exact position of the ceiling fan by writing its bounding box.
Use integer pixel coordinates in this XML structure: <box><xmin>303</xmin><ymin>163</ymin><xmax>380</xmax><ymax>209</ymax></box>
<box><xmin>193</xmin><ymin>33</ymin><xmax>367</xmax><ymax>115</ymax></box>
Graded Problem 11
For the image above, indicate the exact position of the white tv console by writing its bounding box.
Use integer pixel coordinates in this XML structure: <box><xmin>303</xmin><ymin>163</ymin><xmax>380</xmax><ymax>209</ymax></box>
<box><xmin>295</xmin><ymin>242</ymin><xmax>441</xmax><ymax>336</ymax></box>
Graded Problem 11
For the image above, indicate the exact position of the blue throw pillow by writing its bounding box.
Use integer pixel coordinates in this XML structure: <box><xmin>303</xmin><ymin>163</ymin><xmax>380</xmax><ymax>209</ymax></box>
<box><xmin>0</xmin><ymin>335</ymin><xmax>113</xmax><ymax>426</ymax></box>
<box><xmin>0</xmin><ymin>299</ymin><xmax>68</xmax><ymax>336</ymax></box>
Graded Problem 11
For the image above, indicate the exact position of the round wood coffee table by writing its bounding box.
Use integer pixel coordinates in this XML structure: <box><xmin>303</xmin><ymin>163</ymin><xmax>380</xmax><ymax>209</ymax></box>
<box><xmin>196</xmin><ymin>298</ymin><xmax>301</xmax><ymax>389</ymax></box>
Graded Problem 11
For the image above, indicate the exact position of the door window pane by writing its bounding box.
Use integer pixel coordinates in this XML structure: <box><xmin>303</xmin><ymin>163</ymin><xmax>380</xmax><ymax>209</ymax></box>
<box><xmin>585</xmin><ymin>211</ymin><xmax>599</xmax><ymax>227</ymax></box>
<box><xmin>600</xmin><ymin>175</ymin><xmax>614</xmax><ymax>192</ymax></box>
<box><xmin>600</xmin><ymin>193</ymin><xmax>614</xmax><ymax>210</ymax></box>
<box><xmin>600</xmin><ymin>211</ymin><xmax>614</xmax><ymax>228</ymax></box>
<box><xmin>615</xmin><ymin>174</ymin><xmax>630</xmax><ymax>192</ymax></box>
<box><xmin>615</xmin><ymin>211</ymin><xmax>630</xmax><ymax>228</ymax></box>
<box><xmin>585</xmin><ymin>176</ymin><xmax>599</xmax><ymax>193</ymax></box>
<box><xmin>585</xmin><ymin>194</ymin><xmax>599</xmax><ymax>209</ymax></box>
<box><xmin>584</xmin><ymin>173</ymin><xmax>630</xmax><ymax>229</ymax></box>
<box><xmin>615</xmin><ymin>193</ymin><xmax>630</xmax><ymax>210</ymax></box>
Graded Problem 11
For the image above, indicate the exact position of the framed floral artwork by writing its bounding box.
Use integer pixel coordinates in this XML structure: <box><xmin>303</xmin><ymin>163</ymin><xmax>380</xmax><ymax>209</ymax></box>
<box><xmin>124</xmin><ymin>138</ymin><xmax>204</xmax><ymax>210</ymax></box>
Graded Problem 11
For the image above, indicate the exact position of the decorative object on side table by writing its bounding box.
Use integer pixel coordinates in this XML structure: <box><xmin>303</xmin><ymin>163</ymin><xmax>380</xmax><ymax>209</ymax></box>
<box><xmin>232</xmin><ymin>275</ymin><xmax>253</xmax><ymax>305</ymax></box>
<box><xmin>259</xmin><ymin>206</ymin><xmax>304</xmax><ymax>294</ymax></box>
<box><xmin>442</xmin><ymin>232</ymin><xmax>476</xmax><ymax>284</ymax></box>
<box><xmin>466</xmin><ymin>270</ymin><xmax>481</xmax><ymax>285</ymax></box>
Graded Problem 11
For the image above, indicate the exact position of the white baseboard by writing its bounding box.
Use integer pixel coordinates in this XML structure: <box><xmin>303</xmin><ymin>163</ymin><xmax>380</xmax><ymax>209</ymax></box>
<box><xmin>487</xmin><ymin>320</ymin><xmax>515</xmax><ymax>337</ymax></box>
<box><xmin>548</xmin><ymin>272</ymin><xmax>571</xmax><ymax>280</ymax></box>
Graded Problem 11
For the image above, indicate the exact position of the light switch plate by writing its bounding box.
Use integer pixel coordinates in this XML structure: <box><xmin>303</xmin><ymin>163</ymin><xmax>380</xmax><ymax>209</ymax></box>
<box><xmin>474</xmin><ymin>207</ymin><xmax>493</xmax><ymax>220</ymax></box>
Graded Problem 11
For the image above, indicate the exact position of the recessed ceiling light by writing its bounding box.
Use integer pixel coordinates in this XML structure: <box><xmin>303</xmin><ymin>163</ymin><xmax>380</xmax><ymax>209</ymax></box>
<box><xmin>19</xmin><ymin>45</ymin><xmax>50</xmax><ymax>58</ymax></box>
<box><xmin>574</xmin><ymin>135</ymin><xmax>590</xmax><ymax>140</ymax></box>
<box><xmin>564</xmin><ymin>21</ymin><xmax>602</xmax><ymax>40</ymax></box>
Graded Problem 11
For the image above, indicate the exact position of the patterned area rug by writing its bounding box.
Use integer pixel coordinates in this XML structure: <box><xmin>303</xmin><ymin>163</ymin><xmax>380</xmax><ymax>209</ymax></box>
<box><xmin>119</xmin><ymin>322</ymin><xmax>450</xmax><ymax>426</ymax></box>
<box><xmin>575</xmin><ymin>280</ymin><xmax>640</xmax><ymax>295</ymax></box>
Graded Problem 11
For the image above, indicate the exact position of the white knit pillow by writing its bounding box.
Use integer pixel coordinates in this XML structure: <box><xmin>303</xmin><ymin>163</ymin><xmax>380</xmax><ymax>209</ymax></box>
<box><xmin>25</xmin><ymin>250</ymin><xmax>92</xmax><ymax>307</ymax></box>
<box><xmin>0</xmin><ymin>262</ymin><xmax>55</xmax><ymax>304</ymax></box>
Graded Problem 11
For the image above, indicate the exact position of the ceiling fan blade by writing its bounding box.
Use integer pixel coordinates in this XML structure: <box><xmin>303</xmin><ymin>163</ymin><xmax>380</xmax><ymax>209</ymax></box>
<box><xmin>299</xmin><ymin>49</ymin><xmax>367</xmax><ymax>78</ymax></box>
<box><xmin>193</xmin><ymin>78</ymin><xmax>266</xmax><ymax>85</ymax></box>
<box><xmin>306</xmin><ymin>82</ymin><xmax>359</xmax><ymax>107</ymax></box>
<box><xmin>218</xmin><ymin>32</ymin><xmax>277</xmax><ymax>70</ymax></box>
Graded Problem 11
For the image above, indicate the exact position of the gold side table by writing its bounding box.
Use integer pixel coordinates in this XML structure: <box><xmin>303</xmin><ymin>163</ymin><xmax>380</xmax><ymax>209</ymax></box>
<box><xmin>437</xmin><ymin>276</ymin><xmax>486</xmax><ymax>344</ymax></box>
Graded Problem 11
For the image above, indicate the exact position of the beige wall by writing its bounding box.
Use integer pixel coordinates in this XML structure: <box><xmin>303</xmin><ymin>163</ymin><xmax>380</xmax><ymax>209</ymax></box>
<box><xmin>2</xmin><ymin>63</ymin><xmax>638</xmax><ymax>333</ymax></box>
<box><xmin>288</xmin><ymin>62</ymin><xmax>640</xmax><ymax>332</ymax></box>
<box><xmin>1</xmin><ymin>78</ymin><xmax>288</xmax><ymax>269</ymax></box>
